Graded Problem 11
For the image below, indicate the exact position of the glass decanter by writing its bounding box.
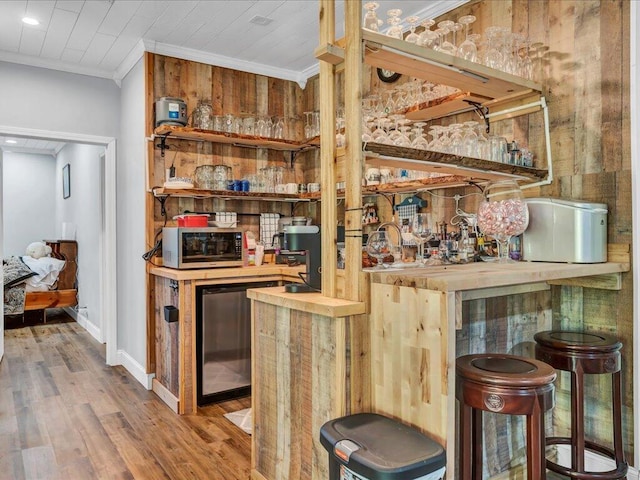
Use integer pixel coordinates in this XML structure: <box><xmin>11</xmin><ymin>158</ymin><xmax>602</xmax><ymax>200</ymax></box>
<box><xmin>476</xmin><ymin>180</ymin><xmax>529</xmax><ymax>262</ymax></box>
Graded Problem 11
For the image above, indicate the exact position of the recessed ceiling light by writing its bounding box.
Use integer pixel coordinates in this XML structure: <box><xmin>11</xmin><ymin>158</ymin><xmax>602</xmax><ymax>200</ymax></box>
<box><xmin>22</xmin><ymin>17</ymin><xmax>40</xmax><ymax>26</ymax></box>
<box><xmin>5</xmin><ymin>140</ymin><xmax>17</xmax><ymax>144</ymax></box>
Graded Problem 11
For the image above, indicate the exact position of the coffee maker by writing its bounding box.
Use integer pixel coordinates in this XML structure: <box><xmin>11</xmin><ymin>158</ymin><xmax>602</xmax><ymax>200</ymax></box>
<box><xmin>283</xmin><ymin>225</ymin><xmax>321</xmax><ymax>293</ymax></box>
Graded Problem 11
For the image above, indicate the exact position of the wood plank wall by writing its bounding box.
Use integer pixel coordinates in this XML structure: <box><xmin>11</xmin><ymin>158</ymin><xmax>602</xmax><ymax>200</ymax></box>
<box><xmin>146</xmin><ymin>0</ymin><xmax>633</xmax><ymax>464</ymax></box>
<box><xmin>149</xmin><ymin>55</ymin><xmax>321</xmax><ymax>240</ymax></box>
<box><xmin>309</xmin><ymin>0</ymin><xmax>633</xmax><ymax>467</ymax></box>
<box><xmin>440</xmin><ymin>0</ymin><xmax>633</xmax><ymax>463</ymax></box>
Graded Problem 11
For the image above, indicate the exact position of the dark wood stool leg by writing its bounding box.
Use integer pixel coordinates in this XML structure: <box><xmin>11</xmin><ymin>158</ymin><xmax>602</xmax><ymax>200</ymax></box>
<box><xmin>472</xmin><ymin>408</ymin><xmax>483</xmax><ymax>480</ymax></box>
<box><xmin>527</xmin><ymin>402</ymin><xmax>546</xmax><ymax>480</ymax></box>
<box><xmin>459</xmin><ymin>402</ymin><xmax>473</xmax><ymax>480</ymax></box>
<box><xmin>612</xmin><ymin>371</ymin><xmax>625</xmax><ymax>470</ymax></box>
<box><xmin>572</xmin><ymin>368</ymin><xmax>585</xmax><ymax>473</ymax></box>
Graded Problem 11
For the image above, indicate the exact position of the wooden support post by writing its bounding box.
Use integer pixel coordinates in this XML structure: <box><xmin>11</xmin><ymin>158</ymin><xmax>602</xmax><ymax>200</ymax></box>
<box><xmin>343</xmin><ymin>0</ymin><xmax>363</xmax><ymax>302</ymax></box>
<box><xmin>319</xmin><ymin>0</ymin><xmax>337</xmax><ymax>298</ymax></box>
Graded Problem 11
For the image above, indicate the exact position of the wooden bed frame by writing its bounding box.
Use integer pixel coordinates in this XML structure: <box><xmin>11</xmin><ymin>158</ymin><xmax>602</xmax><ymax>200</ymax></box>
<box><xmin>23</xmin><ymin>240</ymin><xmax>78</xmax><ymax>314</ymax></box>
<box><xmin>24</xmin><ymin>289</ymin><xmax>78</xmax><ymax>311</ymax></box>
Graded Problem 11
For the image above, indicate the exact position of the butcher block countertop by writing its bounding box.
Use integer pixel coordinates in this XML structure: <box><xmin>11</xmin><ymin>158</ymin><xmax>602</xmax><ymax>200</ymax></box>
<box><xmin>367</xmin><ymin>260</ymin><xmax>630</xmax><ymax>293</ymax></box>
<box><xmin>247</xmin><ymin>286</ymin><xmax>366</xmax><ymax>317</ymax></box>
<box><xmin>149</xmin><ymin>264</ymin><xmax>305</xmax><ymax>282</ymax></box>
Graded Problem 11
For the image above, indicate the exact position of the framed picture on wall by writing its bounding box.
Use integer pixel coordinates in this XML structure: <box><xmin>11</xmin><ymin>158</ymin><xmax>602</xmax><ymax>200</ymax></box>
<box><xmin>62</xmin><ymin>163</ymin><xmax>70</xmax><ymax>199</ymax></box>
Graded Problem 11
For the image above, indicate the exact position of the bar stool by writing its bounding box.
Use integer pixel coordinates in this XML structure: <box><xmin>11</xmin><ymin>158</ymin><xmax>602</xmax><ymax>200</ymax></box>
<box><xmin>535</xmin><ymin>330</ymin><xmax>628</xmax><ymax>479</ymax></box>
<box><xmin>456</xmin><ymin>353</ymin><xmax>557</xmax><ymax>480</ymax></box>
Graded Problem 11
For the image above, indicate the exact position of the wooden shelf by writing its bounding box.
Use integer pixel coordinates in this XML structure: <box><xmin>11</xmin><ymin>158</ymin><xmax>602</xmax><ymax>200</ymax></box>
<box><xmin>154</xmin><ymin>125</ymin><xmax>316</xmax><ymax>152</ymax></box>
<box><xmin>152</xmin><ymin>187</ymin><xmax>318</xmax><ymax>202</ymax></box>
<box><xmin>361</xmin><ymin>30</ymin><xmax>542</xmax><ymax>102</ymax></box>
<box><xmin>403</xmin><ymin>91</ymin><xmax>493</xmax><ymax>122</ymax></box>
<box><xmin>339</xmin><ymin>143</ymin><xmax>548</xmax><ymax>183</ymax></box>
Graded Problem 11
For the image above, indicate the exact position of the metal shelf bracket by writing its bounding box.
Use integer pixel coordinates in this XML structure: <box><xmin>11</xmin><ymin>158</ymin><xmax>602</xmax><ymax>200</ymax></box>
<box><xmin>467</xmin><ymin>100</ymin><xmax>490</xmax><ymax>133</ymax></box>
<box><xmin>156</xmin><ymin>133</ymin><xmax>171</xmax><ymax>157</ymax></box>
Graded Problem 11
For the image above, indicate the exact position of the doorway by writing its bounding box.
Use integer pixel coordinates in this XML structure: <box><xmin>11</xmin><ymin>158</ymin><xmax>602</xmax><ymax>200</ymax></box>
<box><xmin>0</xmin><ymin>126</ymin><xmax>117</xmax><ymax>366</ymax></box>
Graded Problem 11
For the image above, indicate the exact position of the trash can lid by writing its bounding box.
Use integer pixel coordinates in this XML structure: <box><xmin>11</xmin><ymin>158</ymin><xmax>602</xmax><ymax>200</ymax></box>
<box><xmin>320</xmin><ymin>413</ymin><xmax>446</xmax><ymax>480</ymax></box>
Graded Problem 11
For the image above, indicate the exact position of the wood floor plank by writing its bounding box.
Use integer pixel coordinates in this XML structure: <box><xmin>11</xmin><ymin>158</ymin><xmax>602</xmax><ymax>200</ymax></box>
<box><xmin>67</xmin><ymin>402</ymin><xmax>133</xmax><ymax>479</ymax></box>
<box><xmin>21</xmin><ymin>445</ymin><xmax>57</xmax><ymax>480</ymax></box>
<box><xmin>2</xmin><ymin>317</ymin><xmax>252</xmax><ymax>480</ymax></box>
<box><xmin>0</xmin><ymin>428</ymin><xmax>26</xmax><ymax>479</ymax></box>
<box><xmin>99</xmin><ymin>411</ymin><xmax>172</xmax><ymax>480</ymax></box>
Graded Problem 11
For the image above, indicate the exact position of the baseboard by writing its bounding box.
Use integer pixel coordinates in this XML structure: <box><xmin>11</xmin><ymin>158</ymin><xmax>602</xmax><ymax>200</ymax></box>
<box><xmin>116</xmin><ymin>349</ymin><xmax>155</xmax><ymax>390</ymax></box>
<box><xmin>64</xmin><ymin>307</ymin><xmax>103</xmax><ymax>343</ymax></box>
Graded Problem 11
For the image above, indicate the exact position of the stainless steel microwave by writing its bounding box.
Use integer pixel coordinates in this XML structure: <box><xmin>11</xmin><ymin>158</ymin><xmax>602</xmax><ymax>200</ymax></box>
<box><xmin>162</xmin><ymin>227</ymin><xmax>244</xmax><ymax>269</ymax></box>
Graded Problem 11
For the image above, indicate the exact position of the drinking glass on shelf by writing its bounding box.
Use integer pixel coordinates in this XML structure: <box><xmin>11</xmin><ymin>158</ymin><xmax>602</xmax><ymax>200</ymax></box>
<box><xmin>303</xmin><ymin>111</ymin><xmax>315</xmax><ymax>139</ymax></box>
<box><xmin>483</xmin><ymin>26</ymin><xmax>505</xmax><ymax>70</ymax></box>
<box><xmin>411</xmin><ymin>213</ymin><xmax>431</xmax><ymax>262</ymax></box>
<box><xmin>363</xmin><ymin>2</ymin><xmax>383</xmax><ymax>32</ymax></box>
<box><xmin>366</xmin><ymin>230</ymin><xmax>395</xmax><ymax>269</ymax></box>
<box><xmin>273</xmin><ymin>117</ymin><xmax>285</xmax><ymax>139</ymax></box>
<box><xmin>410</xmin><ymin>122</ymin><xmax>429</xmax><ymax>150</ymax></box>
<box><xmin>457</xmin><ymin>15</ymin><xmax>478</xmax><ymax>62</ymax></box>
<box><xmin>461</xmin><ymin>121</ymin><xmax>479</xmax><ymax>157</ymax></box>
<box><xmin>404</xmin><ymin>16</ymin><xmax>421</xmax><ymax>44</ymax></box>
<box><xmin>437</xmin><ymin>20</ymin><xmax>457</xmax><ymax>55</ymax></box>
<box><xmin>417</xmin><ymin>19</ymin><xmax>437</xmax><ymax>47</ymax></box>
<box><xmin>489</xmin><ymin>135</ymin><xmax>508</xmax><ymax>163</ymax></box>
<box><xmin>385</xmin><ymin>9</ymin><xmax>403</xmax><ymax>39</ymax></box>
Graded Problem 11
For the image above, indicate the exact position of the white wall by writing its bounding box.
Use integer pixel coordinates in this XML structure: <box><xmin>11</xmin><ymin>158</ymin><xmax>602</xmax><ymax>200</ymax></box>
<box><xmin>0</xmin><ymin>62</ymin><xmax>120</xmax><ymax>139</ymax></box>
<box><xmin>117</xmin><ymin>57</ymin><xmax>147</xmax><ymax>370</ymax></box>
<box><xmin>2</xmin><ymin>152</ymin><xmax>57</xmax><ymax>256</ymax></box>
<box><xmin>0</xmin><ymin>61</ymin><xmax>152</xmax><ymax>384</ymax></box>
<box><xmin>55</xmin><ymin>143</ymin><xmax>104</xmax><ymax>333</ymax></box>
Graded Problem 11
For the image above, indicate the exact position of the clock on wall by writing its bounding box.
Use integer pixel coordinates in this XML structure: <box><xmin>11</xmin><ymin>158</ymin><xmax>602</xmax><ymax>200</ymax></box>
<box><xmin>377</xmin><ymin>68</ymin><xmax>402</xmax><ymax>83</ymax></box>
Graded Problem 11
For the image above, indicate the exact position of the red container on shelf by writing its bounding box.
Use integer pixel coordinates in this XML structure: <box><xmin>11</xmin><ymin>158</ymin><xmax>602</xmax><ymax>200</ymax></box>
<box><xmin>174</xmin><ymin>214</ymin><xmax>209</xmax><ymax>227</ymax></box>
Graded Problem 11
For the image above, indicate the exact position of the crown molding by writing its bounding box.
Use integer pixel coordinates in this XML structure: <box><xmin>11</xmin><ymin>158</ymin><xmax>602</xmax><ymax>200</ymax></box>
<box><xmin>140</xmin><ymin>40</ymin><xmax>305</xmax><ymax>86</ymax></box>
<box><xmin>112</xmin><ymin>39</ymin><xmax>147</xmax><ymax>87</ymax></box>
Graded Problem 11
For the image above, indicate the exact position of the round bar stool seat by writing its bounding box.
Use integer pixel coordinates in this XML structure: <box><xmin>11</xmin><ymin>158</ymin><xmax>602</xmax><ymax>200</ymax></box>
<box><xmin>456</xmin><ymin>353</ymin><xmax>557</xmax><ymax>480</ymax></box>
<box><xmin>535</xmin><ymin>331</ymin><xmax>628</xmax><ymax>479</ymax></box>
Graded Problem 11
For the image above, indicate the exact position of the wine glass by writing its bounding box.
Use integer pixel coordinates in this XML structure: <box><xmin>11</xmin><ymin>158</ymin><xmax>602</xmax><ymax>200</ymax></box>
<box><xmin>386</xmin><ymin>9</ymin><xmax>403</xmax><ymax>39</ymax></box>
<box><xmin>411</xmin><ymin>213</ymin><xmax>431</xmax><ymax>262</ymax></box>
<box><xmin>366</xmin><ymin>230</ymin><xmax>395</xmax><ymax>269</ymax></box>
<box><xmin>437</xmin><ymin>20</ymin><xmax>457</xmax><ymax>55</ymax></box>
<box><xmin>476</xmin><ymin>180</ymin><xmax>529</xmax><ymax>262</ymax></box>
<box><xmin>457</xmin><ymin>15</ymin><xmax>478</xmax><ymax>62</ymax></box>
<box><xmin>404</xmin><ymin>16</ymin><xmax>421</xmax><ymax>44</ymax></box>
<box><xmin>417</xmin><ymin>19</ymin><xmax>437</xmax><ymax>47</ymax></box>
<box><xmin>363</xmin><ymin>2</ymin><xmax>383</xmax><ymax>32</ymax></box>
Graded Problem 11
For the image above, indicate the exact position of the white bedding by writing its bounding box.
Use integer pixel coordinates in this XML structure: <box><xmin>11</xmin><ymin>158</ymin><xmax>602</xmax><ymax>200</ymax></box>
<box><xmin>21</xmin><ymin>255</ymin><xmax>66</xmax><ymax>291</ymax></box>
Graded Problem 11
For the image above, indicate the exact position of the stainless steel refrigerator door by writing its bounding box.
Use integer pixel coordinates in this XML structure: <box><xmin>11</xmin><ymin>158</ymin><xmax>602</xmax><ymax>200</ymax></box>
<box><xmin>201</xmin><ymin>288</ymin><xmax>251</xmax><ymax>396</ymax></box>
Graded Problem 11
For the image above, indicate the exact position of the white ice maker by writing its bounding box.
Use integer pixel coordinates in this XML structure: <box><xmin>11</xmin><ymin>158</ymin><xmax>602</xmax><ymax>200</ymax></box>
<box><xmin>522</xmin><ymin>198</ymin><xmax>608</xmax><ymax>263</ymax></box>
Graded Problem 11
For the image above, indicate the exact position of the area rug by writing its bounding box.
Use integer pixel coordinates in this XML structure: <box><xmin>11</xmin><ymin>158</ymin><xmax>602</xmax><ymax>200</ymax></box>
<box><xmin>224</xmin><ymin>407</ymin><xmax>252</xmax><ymax>435</ymax></box>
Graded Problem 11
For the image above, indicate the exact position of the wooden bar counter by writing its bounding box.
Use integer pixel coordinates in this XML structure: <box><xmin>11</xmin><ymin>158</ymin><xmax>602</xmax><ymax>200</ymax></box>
<box><xmin>149</xmin><ymin>265</ymin><xmax>305</xmax><ymax>414</ymax></box>
<box><xmin>248</xmin><ymin>252</ymin><xmax>628</xmax><ymax>480</ymax></box>
<box><xmin>366</xmin><ymin>257</ymin><xmax>629</xmax><ymax>479</ymax></box>
<box><xmin>247</xmin><ymin>287</ymin><xmax>366</xmax><ymax>480</ymax></box>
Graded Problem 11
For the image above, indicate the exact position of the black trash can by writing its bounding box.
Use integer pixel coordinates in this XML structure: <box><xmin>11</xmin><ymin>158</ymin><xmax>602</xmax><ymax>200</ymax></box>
<box><xmin>320</xmin><ymin>413</ymin><xmax>446</xmax><ymax>480</ymax></box>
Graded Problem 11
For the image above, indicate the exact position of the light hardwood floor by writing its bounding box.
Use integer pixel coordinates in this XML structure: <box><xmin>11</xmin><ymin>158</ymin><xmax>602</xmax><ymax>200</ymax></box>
<box><xmin>0</xmin><ymin>314</ymin><xmax>251</xmax><ymax>480</ymax></box>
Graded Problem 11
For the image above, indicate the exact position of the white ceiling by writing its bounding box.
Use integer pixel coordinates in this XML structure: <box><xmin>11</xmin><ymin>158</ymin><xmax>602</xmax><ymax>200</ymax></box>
<box><xmin>0</xmin><ymin>0</ymin><xmax>467</xmax><ymax>86</ymax></box>
<box><xmin>0</xmin><ymin>136</ymin><xmax>65</xmax><ymax>156</ymax></box>
<box><xmin>0</xmin><ymin>0</ymin><xmax>467</xmax><ymax>155</ymax></box>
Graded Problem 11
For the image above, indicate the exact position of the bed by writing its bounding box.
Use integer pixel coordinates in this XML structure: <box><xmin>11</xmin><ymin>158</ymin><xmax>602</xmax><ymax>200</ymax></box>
<box><xmin>3</xmin><ymin>240</ymin><xmax>78</xmax><ymax>324</ymax></box>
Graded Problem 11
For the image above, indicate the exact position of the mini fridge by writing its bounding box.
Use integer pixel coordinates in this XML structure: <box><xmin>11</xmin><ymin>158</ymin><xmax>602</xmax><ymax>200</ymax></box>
<box><xmin>196</xmin><ymin>281</ymin><xmax>276</xmax><ymax>405</ymax></box>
